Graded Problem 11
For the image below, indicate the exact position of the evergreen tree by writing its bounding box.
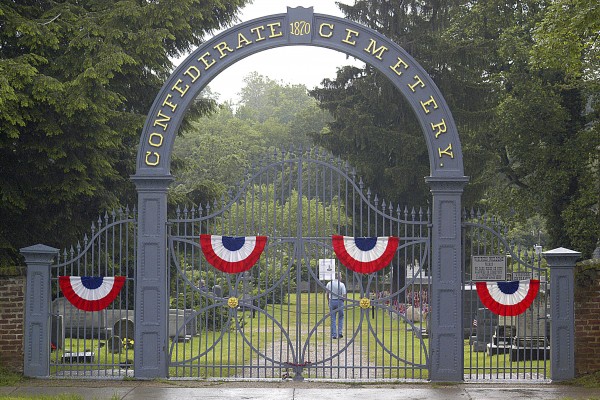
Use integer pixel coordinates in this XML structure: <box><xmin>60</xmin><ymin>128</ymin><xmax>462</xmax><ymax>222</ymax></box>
<box><xmin>0</xmin><ymin>0</ymin><xmax>249</xmax><ymax>265</ymax></box>
<box><xmin>312</xmin><ymin>0</ymin><xmax>599</xmax><ymax>257</ymax></box>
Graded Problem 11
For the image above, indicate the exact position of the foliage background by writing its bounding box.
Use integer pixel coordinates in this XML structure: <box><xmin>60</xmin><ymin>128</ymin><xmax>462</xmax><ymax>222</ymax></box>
<box><xmin>1</xmin><ymin>0</ymin><xmax>597</xmax><ymax>265</ymax></box>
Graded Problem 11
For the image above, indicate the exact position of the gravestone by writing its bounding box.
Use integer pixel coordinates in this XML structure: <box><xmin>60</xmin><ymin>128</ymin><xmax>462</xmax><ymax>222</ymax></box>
<box><xmin>107</xmin><ymin>335</ymin><xmax>122</xmax><ymax>354</ymax></box>
<box><xmin>52</xmin><ymin>297</ymin><xmax>110</xmax><ymax>339</ymax></box>
<box><xmin>113</xmin><ymin>318</ymin><xmax>134</xmax><ymax>340</ymax></box>
<box><xmin>514</xmin><ymin>297</ymin><xmax>548</xmax><ymax>345</ymax></box>
<box><xmin>472</xmin><ymin>307</ymin><xmax>498</xmax><ymax>352</ymax></box>
<box><xmin>487</xmin><ymin>325</ymin><xmax>516</xmax><ymax>356</ymax></box>
<box><xmin>510</xmin><ymin>297</ymin><xmax>550</xmax><ymax>361</ymax></box>
<box><xmin>463</xmin><ymin>285</ymin><xmax>485</xmax><ymax>338</ymax></box>
<box><xmin>50</xmin><ymin>314</ymin><xmax>64</xmax><ymax>350</ymax></box>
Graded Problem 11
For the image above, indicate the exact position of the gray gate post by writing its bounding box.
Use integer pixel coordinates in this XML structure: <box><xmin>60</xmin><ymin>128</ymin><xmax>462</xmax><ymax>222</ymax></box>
<box><xmin>543</xmin><ymin>247</ymin><xmax>580</xmax><ymax>381</ymax></box>
<box><xmin>131</xmin><ymin>175</ymin><xmax>173</xmax><ymax>379</ymax></box>
<box><xmin>20</xmin><ymin>244</ymin><xmax>59</xmax><ymax>377</ymax></box>
<box><xmin>426</xmin><ymin>177</ymin><xmax>468</xmax><ymax>382</ymax></box>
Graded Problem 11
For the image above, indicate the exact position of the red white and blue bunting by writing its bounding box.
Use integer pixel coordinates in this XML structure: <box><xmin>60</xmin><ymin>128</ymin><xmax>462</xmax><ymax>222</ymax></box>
<box><xmin>200</xmin><ymin>234</ymin><xmax>267</xmax><ymax>274</ymax></box>
<box><xmin>332</xmin><ymin>235</ymin><xmax>399</xmax><ymax>274</ymax></box>
<box><xmin>59</xmin><ymin>276</ymin><xmax>126</xmax><ymax>312</ymax></box>
<box><xmin>476</xmin><ymin>279</ymin><xmax>540</xmax><ymax>316</ymax></box>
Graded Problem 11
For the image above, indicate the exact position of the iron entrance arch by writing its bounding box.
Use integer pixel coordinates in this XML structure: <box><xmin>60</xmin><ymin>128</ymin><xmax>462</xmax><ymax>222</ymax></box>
<box><xmin>132</xmin><ymin>7</ymin><xmax>468</xmax><ymax>381</ymax></box>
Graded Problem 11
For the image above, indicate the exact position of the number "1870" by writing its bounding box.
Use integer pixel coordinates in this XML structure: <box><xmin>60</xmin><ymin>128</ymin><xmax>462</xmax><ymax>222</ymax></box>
<box><xmin>290</xmin><ymin>20</ymin><xmax>310</xmax><ymax>36</ymax></box>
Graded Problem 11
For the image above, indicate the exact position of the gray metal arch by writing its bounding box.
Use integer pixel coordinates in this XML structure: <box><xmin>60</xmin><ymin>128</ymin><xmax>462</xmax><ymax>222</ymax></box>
<box><xmin>132</xmin><ymin>6</ymin><xmax>468</xmax><ymax>381</ymax></box>
<box><xmin>134</xmin><ymin>7</ymin><xmax>464</xmax><ymax>178</ymax></box>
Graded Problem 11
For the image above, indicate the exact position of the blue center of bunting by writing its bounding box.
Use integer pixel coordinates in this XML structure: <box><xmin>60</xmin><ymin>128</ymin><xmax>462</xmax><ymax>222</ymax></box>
<box><xmin>497</xmin><ymin>280</ymin><xmax>519</xmax><ymax>294</ymax></box>
<box><xmin>81</xmin><ymin>276</ymin><xmax>103</xmax><ymax>290</ymax></box>
<box><xmin>222</xmin><ymin>236</ymin><xmax>245</xmax><ymax>251</ymax></box>
<box><xmin>355</xmin><ymin>237</ymin><xmax>377</xmax><ymax>251</ymax></box>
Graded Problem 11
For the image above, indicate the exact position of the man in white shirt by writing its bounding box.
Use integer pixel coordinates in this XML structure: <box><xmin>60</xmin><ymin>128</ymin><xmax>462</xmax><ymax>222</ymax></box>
<box><xmin>326</xmin><ymin>272</ymin><xmax>347</xmax><ymax>339</ymax></box>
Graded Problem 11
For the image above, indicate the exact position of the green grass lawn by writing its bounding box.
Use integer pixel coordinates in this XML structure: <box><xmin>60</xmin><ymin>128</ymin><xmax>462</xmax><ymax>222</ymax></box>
<box><xmin>44</xmin><ymin>292</ymin><xmax>551</xmax><ymax>380</ymax></box>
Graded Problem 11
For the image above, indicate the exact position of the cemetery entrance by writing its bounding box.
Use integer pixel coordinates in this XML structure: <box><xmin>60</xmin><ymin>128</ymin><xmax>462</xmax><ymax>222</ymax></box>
<box><xmin>166</xmin><ymin>149</ymin><xmax>431</xmax><ymax>380</ymax></box>
<box><xmin>27</xmin><ymin>7</ymin><xmax>576</xmax><ymax>384</ymax></box>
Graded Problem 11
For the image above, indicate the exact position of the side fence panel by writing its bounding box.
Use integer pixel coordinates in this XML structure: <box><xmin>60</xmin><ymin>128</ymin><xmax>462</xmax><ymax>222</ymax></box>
<box><xmin>23</xmin><ymin>209</ymin><xmax>137</xmax><ymax>378</ymax></box>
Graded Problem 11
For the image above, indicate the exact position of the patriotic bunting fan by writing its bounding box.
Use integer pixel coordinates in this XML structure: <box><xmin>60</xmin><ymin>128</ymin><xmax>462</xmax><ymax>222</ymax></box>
<box><xmin>59</xmin><ymin>276</ymin><xmax>126</xmax><ymax>311</ymax></box>
<box><xmin>332</xmin><ymin>235</ymin><xmax>399</xmax><ymax>274</ymax></box>
<box><xmin>476</xmin><ymin>279</ymin><xmax>540</xmax><ymax>316</ymax></box>
<box><xmin>200</xmin><ymin>234</ymin><xmax>267</xmax><ymax>274</ymax></box>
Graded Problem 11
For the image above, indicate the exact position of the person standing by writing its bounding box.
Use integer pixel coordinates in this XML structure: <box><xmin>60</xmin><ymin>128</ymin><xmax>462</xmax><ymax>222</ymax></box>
<box><xmin>326</xmin><ymin>272</ymin><xmax>347</xmax><ymax>339</ymax></box>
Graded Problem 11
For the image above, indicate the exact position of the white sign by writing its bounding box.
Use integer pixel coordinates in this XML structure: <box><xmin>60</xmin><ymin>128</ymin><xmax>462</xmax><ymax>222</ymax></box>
<box><xmin>472</xmin><ymin>256</ymin><xmax>506</xmax><ymax>281</ymax></box>
<box><xmin>319</xmin><ymin>259</ymin><xmax>336</xmax><ymax>281</ymax></box>
<box><xmin>511</xmin><ymin>271</ymin><xmax>533</xmax><ymax>281</ymax></box>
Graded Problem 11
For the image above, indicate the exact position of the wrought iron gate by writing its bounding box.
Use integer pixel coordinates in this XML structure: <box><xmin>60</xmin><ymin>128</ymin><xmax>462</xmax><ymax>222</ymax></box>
<box><xmin>48</xmin><ymin>208</ymin><xmax>137</xmax><ymax>377</ymax></box>
<box><xmin>462</xmin><ymin>211</ymin><xmax>550</xmax><ymax>381</ymax></box>
<box><xmin>167</xmin><ymin>149</ymin><xmax>431</xmax><ymax>381</ymax></box>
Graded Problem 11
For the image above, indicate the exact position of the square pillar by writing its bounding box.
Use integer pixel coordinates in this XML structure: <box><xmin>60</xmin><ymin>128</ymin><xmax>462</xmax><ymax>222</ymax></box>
<box><xmin>544</xmin><ymin>247</ymin><xmax>580</xmax><ymax>381</ymax></box>
<box><xmin>20</xmin><ymin>244</ymin><xmax>58</xmax><ymax>377</ymax></box>
<box><xmin>132</xmin><ymin>175</ymin><xmax>173</xmax><ymax>379</ymax></box>
<box><xmin>426</xmin><ymin>176</ymin><xmax>468</xmax><ymax>382</ymax></box>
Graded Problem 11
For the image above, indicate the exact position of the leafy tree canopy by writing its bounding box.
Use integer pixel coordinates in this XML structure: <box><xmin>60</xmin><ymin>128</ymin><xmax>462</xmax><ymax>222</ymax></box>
<box><xmin>170</xmin><ymin>73</ymin><xmax>331</xmax><ymax>208</ymax></box>
<box><xmin>311</xmin><ymin>0</ymin><xmax>599</xmax><ymax>257</ymax></box>
<box><xmin>0</xmin><ymin>0</ymin><xmax>249</xmax><ymax>265</ymax></box>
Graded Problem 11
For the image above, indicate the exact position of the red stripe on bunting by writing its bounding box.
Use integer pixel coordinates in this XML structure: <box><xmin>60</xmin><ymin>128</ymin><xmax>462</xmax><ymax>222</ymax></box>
<box><xmin>476</xmin><ymin>279</ymin><xmax>540</xmax><ymax>316</ymax></box>
<box><xmin>332</xmin><ymin>235</ymin><xmax>399</xmax><ymax>274</ymax></box>
<box><xmin>59</xmin><ymin>276</ymin><xmax>126</xmax><ymax>311</ymax></box>
<box><xmin>200</xmin><ymin>234</ymin><xmax>267</xmax><ymax>274</ymax></box>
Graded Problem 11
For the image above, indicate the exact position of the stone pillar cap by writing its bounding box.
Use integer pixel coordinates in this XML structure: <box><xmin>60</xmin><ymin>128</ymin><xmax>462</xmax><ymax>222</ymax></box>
<box><xmin>542</xmin><ymin>247</ymin><xmax>581</xmax><ymax>256</ymax></box>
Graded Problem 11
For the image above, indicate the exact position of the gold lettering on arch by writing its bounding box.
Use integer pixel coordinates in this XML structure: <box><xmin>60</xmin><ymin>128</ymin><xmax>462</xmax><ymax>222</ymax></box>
<box><xmin>319</xmin><ymin>23</ymin><xmax>334</xmax><ymax>38</ymax></box>
<box><xmin>237</xmin><ymin>32</ymin><xmax>252</xmax><ymax>49</ymax></box>
<box><xmin>438</xmin><ymin>144</ymin><xmax>454</xmax><ymax>158</ymax></box>
<box><xmin>145</xmin><ymin>151</ymin><xmax>160</xmax><ymax>166</ymax></box>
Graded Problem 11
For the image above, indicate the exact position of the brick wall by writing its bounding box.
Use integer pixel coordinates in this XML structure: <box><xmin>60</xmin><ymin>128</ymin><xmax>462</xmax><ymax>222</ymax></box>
<box><xmin>0</xmin><ymin>266</ymin><xmax>26</xmax><ymax>373</ymax></box>
<box><xmin>574</xmin><ymin>260</ymin><xmax>600</xmax><ymax>376</ymax></box>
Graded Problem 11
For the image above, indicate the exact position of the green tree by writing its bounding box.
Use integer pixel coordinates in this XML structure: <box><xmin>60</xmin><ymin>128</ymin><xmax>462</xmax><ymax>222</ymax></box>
<box><xmin>312</xmin><ymin>0</ymin><xmax>599</xmax><ymax>257</ymax></box>
<box><xmin>171</xmin><ymin>73</ymin><xmax>328</xmax><ymax>207</ymax></box>
<box><xmin>0</xmin><ymin>0</ymin><xmax>249</xmax><ymax>265</ymax></box>
<box><xmin>309</xmin><ymin>0</ymin><xmax>489</xmax><ymax>207</ymax></box>
<box><xmin>446</xmin><ymin>0</ymin><xmax>599</xmax><ymax>257</ymax></box>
